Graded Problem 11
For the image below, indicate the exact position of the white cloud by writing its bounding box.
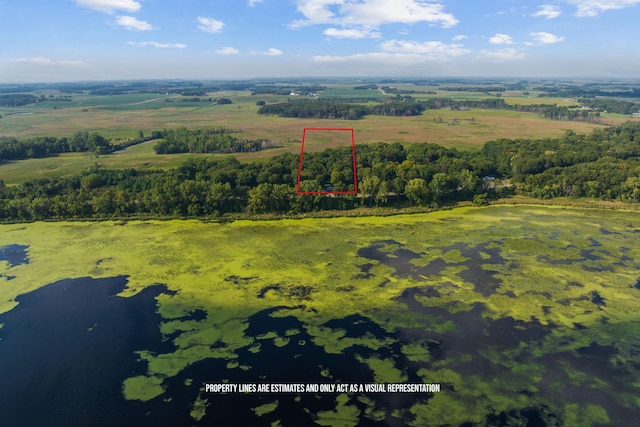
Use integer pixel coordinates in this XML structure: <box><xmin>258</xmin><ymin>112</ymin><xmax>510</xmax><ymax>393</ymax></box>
<box><xmin>75</xmin><ymin>0</ymin><xmax>141</xmax><ymax>14</ymax></box>
<box><xmin>477</xmin><ymin>48</ymin><xmax>525</xmax><ymax>61</ymax></box>
<box><xmin>314</xmin><ymin>52</ymin><xmax>431</xmax><ymax>64</ymax></box>
<box><xmin>248</xmin><ymin>0</ymin><xmax>264</xmax><ymax>6</ymax></box>
<box><xmin>215</xmin><ymin>47</ymin><xmax>240</xmax><ymax>55</ymax></box>
<box><xmin>8</xmin><ymin>57</ymin><xmax>90</xmax><ymax>68</ymax></box>
<box><xmin>530</xmin><ymin>32</ymin><xmax>565</xmax><ymax>44</ymax></box>
<box><xmin>567</xmin><ymin>0</ymin><xmax>640</xmax><ymax>16</ymax></box>
<box><xmin>291</xmin><ymin>0</ymin><xmax>342</xmax><ymax>26</ymax></box>
<box><xmin>197</xmin><ymin>17</ymin><xmax>224</xmax><ymax>33</ymax></box>
<box><xmin>314</xmin><ymin>39</ymin><xmax>470</xmax><ymax>64</ymax></box>
<box><xmin>291</xmin><ymin>0</ymin><xmax>458</xmax><ymax>29</ymax></box>
<box><xmin>127</xmin><ymin>41</ymin><xmax>187</xmax><ymax>49</ymax></box>
<box><xmin>489</xmin><ymin>33</ymin><xmax>514</xmax><ymax>45</ymax></box>
<box><xmin>323</xmin><ymin>27</ymin><xmax>381</xmax><ymax>39</ymax></box>
<box><xmin>453</xmin><ymin>34</ymin><xmax>468</xmax><ymax>41</ymax></box>
<box><xmin>115</xmin><ymin>16</ymin><xmax>153</xmax><ymax>31</ymax></box>
<box><xmin>380</xmin><ymin>40</ymin><xmax>469</xmax><ymax>57</ymax></box>
<box><xmin>532</xmin><ymin>4</ymin><xmax>562</xmax><ymax>19</ymax></box>
<box><xmin>263</xmin><ymin>48</ymin><xmax>283</xmax><ymax>56</ymax></box>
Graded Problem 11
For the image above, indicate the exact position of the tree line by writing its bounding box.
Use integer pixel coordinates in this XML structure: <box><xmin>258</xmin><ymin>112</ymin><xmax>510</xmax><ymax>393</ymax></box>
<box><xmin>257</xmin><ymin>100</ymin><xmax>425</xmax><ymax>119</ymax></box>
<box><xmin>2</xmin><ymin>122</ymin><xmax>640</xmax><ymax>221</ymax></box>
<box><xmin>257</xmin><ymin>98</ymin><xmax>609</xmax><ymax>122</ymax></box>
<box><xmin>578</xmin><ymin>98</ymin><xmax>639</xmax><ymax>115</ymax></box>
<box><xmin>0</xmin><ymin>131</ymin><xmax>113</xmax><ymax>160</ymax></box>
<box><xmin>152</xmin><ymin>127</ymin><xmax>274</xmax><ymax>154</ymax></box>
<box><xmin>0</xmin><ymin>131</ymin><xmax>157</xmax><ymax>161</ymax></box>
<box><xmin>0</xmin><ymin>94</ymin><xmax>38</xmax><ymax>107</ymax></box>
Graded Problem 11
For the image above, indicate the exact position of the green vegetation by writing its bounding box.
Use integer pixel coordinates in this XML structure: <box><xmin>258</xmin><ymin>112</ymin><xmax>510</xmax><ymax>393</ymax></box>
<box><xmin>0</xmin><ymin>130</ymin><xmax>151</xmax><ymax>160</ymax></box>
<box><xmin>3</xmin><ymin>122</ymin><xmax>640</xmax><ymax>221</ymax></box>
<box><xmin>3</xmin><ymin>78</ymin><xmax>640</xmax><ymax>425</ymax></box>
<box><xmin>258</xmin><ymin>100</ymin><xmax>372</xmax><ymax>120</ymax></box>
<box><xmin>2</xmin><ymin>205</ymin><xmax>640</xmax><ymax>424</ymax></box>
<box><xmin>0</xmin><ymin>94</ymin><xmax>39</xmax><ymax>107</ymax></box>
<box><xmin>258</xmin><ymin>97</ymin><xmax>607</xmax><ymax>123</ymax></box>
<box><xmin>153</xmin><ymin>127</ymin><xmax>274</xmax><ymax>154</ymax></box>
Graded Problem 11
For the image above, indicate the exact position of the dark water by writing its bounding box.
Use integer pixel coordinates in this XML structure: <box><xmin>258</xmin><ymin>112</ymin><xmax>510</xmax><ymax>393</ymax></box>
<box><xmin>0</xmin><ymin>278</ymin><xmax>432</xmax><ymax>427</ymax></box>
<box><xmin>2</xmin><ymin>244</ymin><xmax>640</xmax><ymax>427</ymax></box>
<box><xmin>0</xmin><ymin>244</ymin><xmax>29</xmax><ymax>267</ymax></box>
<box><xmin>188</xmin><ymin>308</ymin><xmax>432</xmax><ymax>426</ymax></box>
<box><xmin>0</xmin><ymin>276</ymin><xmax>178</xmax><ymax>427</ymax></box>
<box><xmin>358</xmin><ymin>241</ymin><xmax>506</xmax><ymax>297</ymax></box>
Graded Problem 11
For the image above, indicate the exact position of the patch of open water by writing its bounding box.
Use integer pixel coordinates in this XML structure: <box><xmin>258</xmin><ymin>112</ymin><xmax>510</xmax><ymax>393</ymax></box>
<box><xmin>2</xmin><ymin>269</ymin><xmax>639</xmax><ymax>425</ymax></box>
<box><xmin>0</xmin><ymin>276</ymin><xmax>176</xmax><ymax>427</ymax></box>
<box><xmin>0</xmin><ymin>244</ymin><xmax>29</xmax><ymax>267</ymax></box>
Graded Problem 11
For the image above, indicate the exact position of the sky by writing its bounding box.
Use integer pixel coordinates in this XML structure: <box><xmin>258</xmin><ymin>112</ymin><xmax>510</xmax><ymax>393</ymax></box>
<box><xmin>1</xmin><ymin>0</ymin><xmax>639</xmax><ymax>82</ymax></box>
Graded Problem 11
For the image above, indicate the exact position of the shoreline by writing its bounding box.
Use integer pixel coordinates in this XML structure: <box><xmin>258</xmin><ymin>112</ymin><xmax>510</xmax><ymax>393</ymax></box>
<box><xmin>1</xmin><ymin>196</ymin><xmax>639</xmax><ymax>225</ymax></box>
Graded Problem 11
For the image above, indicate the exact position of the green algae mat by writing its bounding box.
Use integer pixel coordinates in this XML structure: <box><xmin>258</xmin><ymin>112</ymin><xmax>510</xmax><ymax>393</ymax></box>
<box><xmin>2</xmin><ymin>205</ymin><xmax>640</xmax><ymax>425</ymax></box>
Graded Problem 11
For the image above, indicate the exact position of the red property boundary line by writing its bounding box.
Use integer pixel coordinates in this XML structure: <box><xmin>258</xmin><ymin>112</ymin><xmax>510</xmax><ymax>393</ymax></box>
<box><xmin>296</xmin><ymin>128</ymin><xmax>358</xmax><ymax>195</ymax></box>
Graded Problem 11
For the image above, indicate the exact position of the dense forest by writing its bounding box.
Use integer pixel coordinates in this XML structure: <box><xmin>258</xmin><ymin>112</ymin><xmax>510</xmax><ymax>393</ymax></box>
<box><xmin>0</xmin><ymin>127</ymin><xmax>273</xmax><ymax>160</ymax></box>
<box><xmin>0</xmin><ymin>131</ymin><xmax>154</xmax><ymax>160</ymax></box>
<box><xmin>538</xmin><ymin>87</ymin><xmax>640</xmax><ymax>99</ymax></box>
<box><xmin>258</xmin><ymin>98</ymin><xmax>610</xmax><ymax>122</ymax></box>
<box><xmin>153</xmin><ymin>127</ymin><xmax>274</xmax><ymax>154</ymax></box>
<box><xmin>0</xmin><ymin>131</ymin><xmax>114</xmax><ymax>160</ymax></box>
<box><xmin>1</xmin><ymin>122</ymin><xmax>640</xmax><ymax>221</ymax></box>
<box><xmin>257</xmin><ymin>100</ymin><xmax>428</xmax><ymax>119</ymax></box>
<box><xmin>0</xmin><ymin>94</ymin><xmax>38</xmax><ymax>107</ymax></box>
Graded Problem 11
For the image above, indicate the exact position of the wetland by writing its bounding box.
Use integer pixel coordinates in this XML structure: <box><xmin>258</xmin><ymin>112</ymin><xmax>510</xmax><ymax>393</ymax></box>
<box><xmin>1</xmin><ymin>205</ymin><xmax>640</xmax><ymax>426</ymax></box>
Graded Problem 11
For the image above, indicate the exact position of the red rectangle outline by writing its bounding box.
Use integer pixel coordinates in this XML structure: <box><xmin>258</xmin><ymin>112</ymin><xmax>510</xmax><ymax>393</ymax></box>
<box><xmin>296</xmin><ymin>128</ymin><xmax>358</xmax><ymax>195</ymax></box>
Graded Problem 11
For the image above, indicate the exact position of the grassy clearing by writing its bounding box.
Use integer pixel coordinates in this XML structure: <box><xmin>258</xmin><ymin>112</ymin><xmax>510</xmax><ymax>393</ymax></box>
<box><xmin>2</xmin><ymin>205</ymin><xmax>640</xmax><ymax>424</ymax></box>
<box><xmin>0</xmin><ymin>140</ymin><xmax>224</xmax><ymax>184</ymax></box>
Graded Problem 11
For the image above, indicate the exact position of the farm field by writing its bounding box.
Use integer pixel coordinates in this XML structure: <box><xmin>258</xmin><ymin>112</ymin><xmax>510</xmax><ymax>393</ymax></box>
<box><xmin>2</xmin><ymin>84</ymin><xmax>626</xmax><ymax>184</ymax></box>
<box><xmin>1</xmin><ymin>205</ymin><xmax>640</xmax><ymax>425</ymax></box>
<box><xmin>0</xmin><ymin>86</ymin><xmax>614</xmax><ymax>146</ymax></box>
<box><xmin>0</xmin><ymin>106</ymin><xmax>608</xmax><ymax>185</ymax></box>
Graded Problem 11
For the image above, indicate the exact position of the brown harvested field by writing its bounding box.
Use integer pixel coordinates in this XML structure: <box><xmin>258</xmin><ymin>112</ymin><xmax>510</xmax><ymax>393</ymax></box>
<box><xmin>1</xmin><ymin>92</ymin><xmax>611</xmax><ymax>152</ymax></box>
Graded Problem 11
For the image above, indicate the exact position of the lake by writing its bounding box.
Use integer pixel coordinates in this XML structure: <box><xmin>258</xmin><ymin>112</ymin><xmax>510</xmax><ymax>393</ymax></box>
<box><xmin>1</xmin><ymin>206</ymin><xmax>640</xmax><ymax>426</ymax></box>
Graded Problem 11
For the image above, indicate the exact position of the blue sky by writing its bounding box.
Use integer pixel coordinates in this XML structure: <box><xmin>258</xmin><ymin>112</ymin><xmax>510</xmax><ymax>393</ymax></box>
<box><xmin>1</xmin><ymin>0</ymin><xmax>639</xmax><ymax>82</ymax></box>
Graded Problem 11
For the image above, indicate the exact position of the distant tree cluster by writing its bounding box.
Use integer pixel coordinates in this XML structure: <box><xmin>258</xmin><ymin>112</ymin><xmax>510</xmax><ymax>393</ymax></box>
<box><xmin>258</xmin><ymin>97</ymin><xmax>611</xmax><ymax>123</ymax></box>
<box><xmin>369</xmin><ymin>102</ymin><xmax>425</xmax><ymax>116</ymax></box>
<box><xmin>251</xmin><ymin>85</ymin><xmax>325</xmax><ymax>95</ymax></box>
<box><xmin>153</xmin><ymin>127</ymin><xmax>273</xmax><ymax>154</ymax></box>
<box><xmin>537</xmin><ymin>87</ymin><xmax>640</xmax><ymax>99</ymax></box>
<box><xmin>0</xmin><ymin>94</ymin><xmax>38</xmax><ymax>107</ymax></box>
<box><xmin>258</xmin><ymin>100</ymin><xmax>371</xmax><ymax>119</ymax></box>
<box><xmin>0</xmin><ymin>131</ymin><xmax>114</xmax><ymax>160</ymax></box>
<box><xmin>0</xmin><ymin>130</ymin><xmax>160</xmax><ymax>161</ymax></box>
<box><xmin>578</xmin><ymin>98</ymin><xmax>639</xmax><ymax>115</ymax></box>
<box><xmin>258</xmin><ymin>100</ymin><xmax>424</xmax><ymax>119</ymax></box>
<box><xmin>438</xmin><ymin>86</ymin><xmax>507</xmax><ymax>92</ymax></box>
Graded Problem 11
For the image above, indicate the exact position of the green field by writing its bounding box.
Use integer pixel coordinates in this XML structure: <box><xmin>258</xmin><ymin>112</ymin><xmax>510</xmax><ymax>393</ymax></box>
<box><xmin>0</xmin><ymin>86</ymin><xmax>613</xmax><ymax>144</ymax></box>
<box><xmin>3</xmin><ymin>83</ymin><xmax>640</xmax><ymax>186</ymax></box>
<box><xmin>1</xmin><ymin>87</ymin><xmax>620</xmax><ymax>185</ymax></box>
<box><xmin>2</xmin><ymin>205</ymin><xmax>640</xmax><ymax>425</ymax></box>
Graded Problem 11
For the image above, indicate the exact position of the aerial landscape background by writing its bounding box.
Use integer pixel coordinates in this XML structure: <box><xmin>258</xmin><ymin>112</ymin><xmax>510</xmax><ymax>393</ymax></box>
<box><xmin>2</xmin><ymin>1</ymin><xmax>640</xmax><ymax>426</ymax></box>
